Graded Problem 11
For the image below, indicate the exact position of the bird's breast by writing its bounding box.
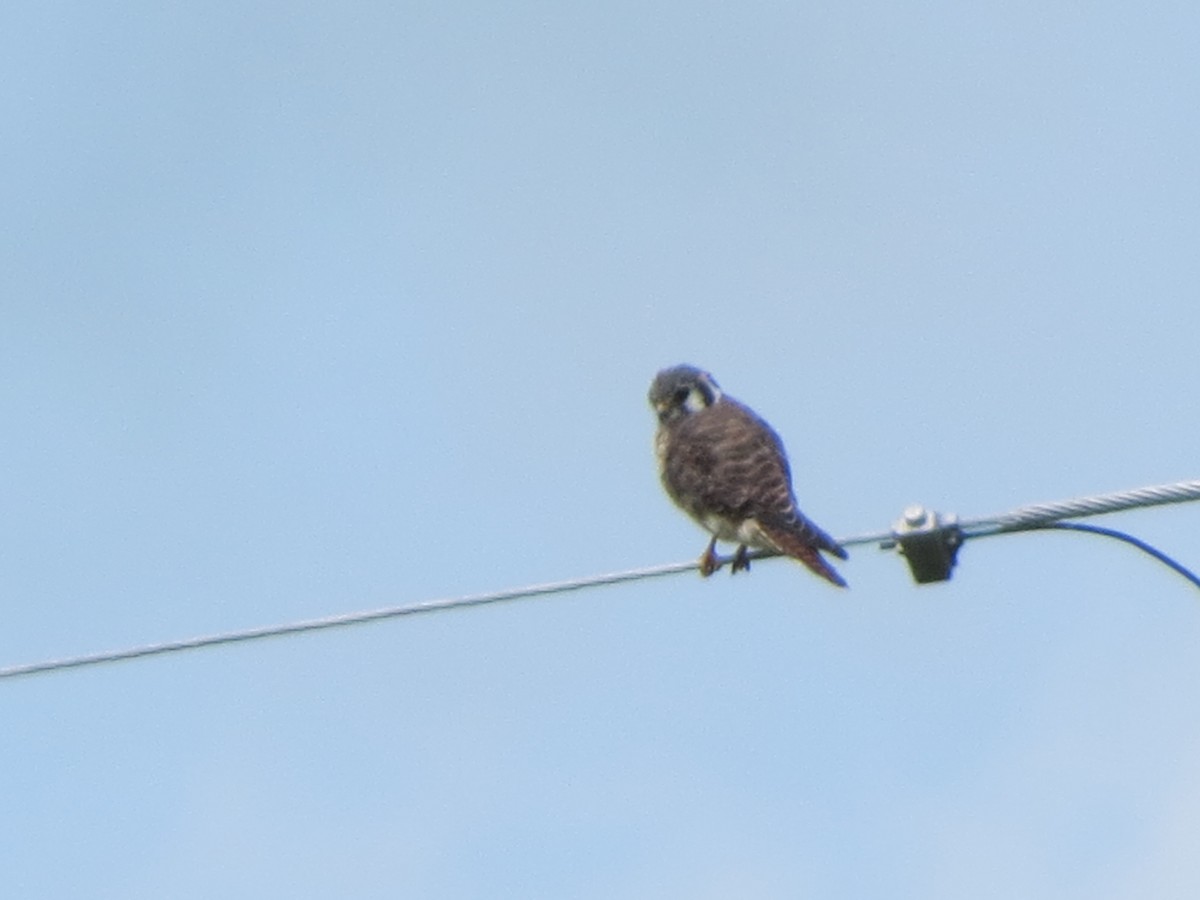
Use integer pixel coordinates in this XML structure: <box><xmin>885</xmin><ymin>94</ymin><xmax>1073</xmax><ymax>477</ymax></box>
<box><xmin>653</xmin><ymin>427</ymin><xmax>670</xmax><ymax>471</ymax></box>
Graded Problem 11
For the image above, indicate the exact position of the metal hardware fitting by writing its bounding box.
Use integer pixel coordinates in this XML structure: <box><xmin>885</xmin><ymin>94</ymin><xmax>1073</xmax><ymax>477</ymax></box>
<box><xmin>890</xmin><ymin>505</ymin><xmax>963</xmax><ymax>584</ymax></box>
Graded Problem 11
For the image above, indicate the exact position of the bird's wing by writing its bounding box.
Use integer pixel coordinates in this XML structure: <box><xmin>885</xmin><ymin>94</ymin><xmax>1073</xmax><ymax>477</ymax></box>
<box><xmin>668</xmin><ymin>398</ymin><xmax>848</xmax><ymax>559</ymax></box>
<box><xmin>666</xmin><ymin>398</ymin><xmax>795</xmax><ymax>523</ymax></box>
<box><xmin>757</xmin><ymin>519</ymin><xmax>848</xmax><ymax>587</ymax></box>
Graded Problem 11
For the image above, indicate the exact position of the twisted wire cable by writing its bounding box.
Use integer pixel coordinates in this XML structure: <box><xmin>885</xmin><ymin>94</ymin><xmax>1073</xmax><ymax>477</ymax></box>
<box><xmin>963</xmin><ymin>479</ymin><xmax>1200</xmax><ymax>536</ymax></box>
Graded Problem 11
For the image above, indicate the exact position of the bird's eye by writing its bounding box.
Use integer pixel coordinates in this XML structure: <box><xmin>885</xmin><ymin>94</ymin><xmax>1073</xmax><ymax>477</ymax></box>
<box><xmin>674</xmin><ymin>387</ymin><xmax>690</xmax><ymax>405</ymax></box>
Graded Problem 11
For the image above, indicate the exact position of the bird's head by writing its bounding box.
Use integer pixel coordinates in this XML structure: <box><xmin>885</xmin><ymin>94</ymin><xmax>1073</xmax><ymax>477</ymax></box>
<box><xmin>648</xmin><ymin>364</ymin><xmax>723</xmax><ymax>425</ymax></box>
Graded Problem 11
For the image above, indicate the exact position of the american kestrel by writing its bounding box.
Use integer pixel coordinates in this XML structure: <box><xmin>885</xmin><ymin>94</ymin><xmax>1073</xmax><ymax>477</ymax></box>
<box><xmin>649</xmin><ymin>364</ymin><xmax>848</xmax><ymax>587</ymax></box>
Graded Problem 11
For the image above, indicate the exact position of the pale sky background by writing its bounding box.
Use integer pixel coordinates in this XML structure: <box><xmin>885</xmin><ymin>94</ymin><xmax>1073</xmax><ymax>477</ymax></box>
<box><xmin>3</xmin><ymin>2</ymin><xmax>1200</xmax><ymax>898</ymax></box>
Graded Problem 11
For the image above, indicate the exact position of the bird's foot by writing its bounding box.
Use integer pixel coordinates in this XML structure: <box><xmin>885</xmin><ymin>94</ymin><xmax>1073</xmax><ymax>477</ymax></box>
<box><xmin>731</xmin><ymin>545</ymin><xmax>752</xmax><ymax>574</ymax></box>
<box><xmin>698</xmin><ymin>538</ymin><xmax>721</xmax><ymax>577</ymax></box>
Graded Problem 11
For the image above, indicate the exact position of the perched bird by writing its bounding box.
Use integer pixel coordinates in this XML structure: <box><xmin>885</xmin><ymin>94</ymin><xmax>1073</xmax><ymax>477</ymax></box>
<box><xmin>649</xmin><ymin>364</ymin><xmax>848</xmax><ymax>587</ymax></box>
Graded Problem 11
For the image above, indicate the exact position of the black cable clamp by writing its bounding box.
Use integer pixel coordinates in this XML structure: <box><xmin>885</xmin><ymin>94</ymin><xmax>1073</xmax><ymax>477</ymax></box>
<box><xmin>888</xmin><ymin>505</ymin><xmax>964</xmax><ymax>584</ymax></box>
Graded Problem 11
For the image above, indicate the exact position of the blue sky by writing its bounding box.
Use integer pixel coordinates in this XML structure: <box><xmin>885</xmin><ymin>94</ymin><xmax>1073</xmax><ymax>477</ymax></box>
<box><xmin>3</xmin><ymin>2</ymin><xmax>1200</xmax><ymax>897</ymax></box>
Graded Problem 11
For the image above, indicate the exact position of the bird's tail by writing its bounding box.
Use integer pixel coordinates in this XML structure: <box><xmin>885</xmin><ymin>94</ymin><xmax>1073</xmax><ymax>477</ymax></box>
<box><xmin>761</xmin><ymin>519</ymin><xmax>848</xmax><ymax>588</ymax></box>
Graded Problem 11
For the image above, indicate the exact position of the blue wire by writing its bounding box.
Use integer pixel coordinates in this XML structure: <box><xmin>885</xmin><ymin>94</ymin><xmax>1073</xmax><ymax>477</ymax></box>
<box><xmin>1032</xmin><ymin>521</ymin><xmax>1200</xmax><ymax>592</ymax></box>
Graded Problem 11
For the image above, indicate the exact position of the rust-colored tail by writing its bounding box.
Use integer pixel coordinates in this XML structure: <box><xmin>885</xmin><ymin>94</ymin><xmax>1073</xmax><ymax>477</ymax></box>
<box><xmin>761</xmin><ymin>522</ymin><xmax>848</xmax><ymax>588</ymax></box>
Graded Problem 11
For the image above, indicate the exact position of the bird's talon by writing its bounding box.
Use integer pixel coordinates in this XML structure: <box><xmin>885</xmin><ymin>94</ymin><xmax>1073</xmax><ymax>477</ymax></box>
<box><xmin>731</xmin><ymin>545</ymin><xmax>751</xmax><ymax>574</ymax></box>
<box><xmin>699</xmin><ymin>539</ymin><xmax>721</xmax><ymax>577</ymax></box>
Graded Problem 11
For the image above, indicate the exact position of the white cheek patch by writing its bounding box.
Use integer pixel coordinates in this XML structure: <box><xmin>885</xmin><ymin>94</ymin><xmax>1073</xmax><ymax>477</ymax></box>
<box><xmin>684</xmin><ymin>383</ymin><xmax>720</xmax><ymax>413</ymax></box>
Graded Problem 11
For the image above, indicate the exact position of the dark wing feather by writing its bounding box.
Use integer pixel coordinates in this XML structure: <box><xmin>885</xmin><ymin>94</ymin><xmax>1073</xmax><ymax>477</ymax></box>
<box><xmin>757</xmin><ymin>521</ymin><xmax>848</xmax><ymax>587</ymax></box>
<box><xmin>766</xmin><ymin>507</ymin><xmax>848</xmax><ymax>560</ymax></box>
